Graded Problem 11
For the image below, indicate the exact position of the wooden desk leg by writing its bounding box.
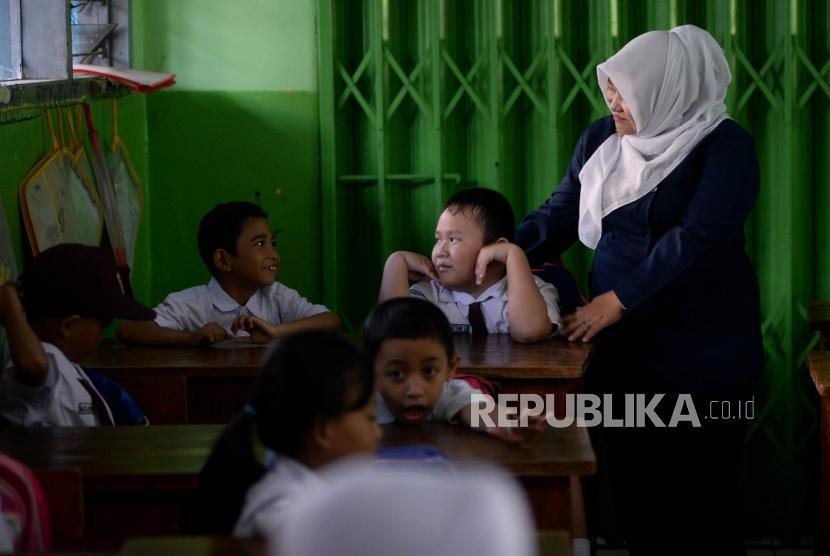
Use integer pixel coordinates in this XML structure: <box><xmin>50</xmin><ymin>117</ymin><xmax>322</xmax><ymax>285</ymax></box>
<box><xmin>822</xmin><ymin>395</ymin><xmax>830</xmax><ymax>556</ymax></box>
<box><xmin>520</xmin><ymin>476</ymin><xmax>572</xmax><ymax>533</ymax></box>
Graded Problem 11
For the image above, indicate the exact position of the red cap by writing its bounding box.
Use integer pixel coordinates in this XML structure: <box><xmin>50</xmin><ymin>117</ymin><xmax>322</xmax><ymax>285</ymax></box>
<box><xmin>20</xmin><ymin>244</ymin><xmax>155</xmax><ymax>321</ymax></box>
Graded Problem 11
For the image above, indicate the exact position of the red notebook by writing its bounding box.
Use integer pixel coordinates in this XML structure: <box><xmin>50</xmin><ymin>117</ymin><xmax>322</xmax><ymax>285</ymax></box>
<box><xmin>73</xmin><ymin>64</ymin><xmax>176</xmax><ymax>93</ymax></box>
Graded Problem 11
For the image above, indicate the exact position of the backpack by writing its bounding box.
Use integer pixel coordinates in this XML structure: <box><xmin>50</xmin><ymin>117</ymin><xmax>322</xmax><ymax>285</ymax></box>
<box><xmin>455</xmin><ymin>373</ymin><xmax>500</xmax><ymax>397</ymax></box>
<box><xmin>532</xmin><ymin>261</ymin><xmax>587</xmax><ymax>316</ymax></box>
<box><xmin>83</xmin><ymin>368</ymin><xmax>149</xmax><ymax>426</ymax></box>
<box><xmin>0</xmin><ymin>454</ymin><xmax>53</xmax><ymax>552</ymax></box>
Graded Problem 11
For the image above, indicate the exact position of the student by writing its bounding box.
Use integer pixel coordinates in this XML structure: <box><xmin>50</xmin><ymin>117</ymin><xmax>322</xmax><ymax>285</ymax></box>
<box><xmin>364</xmin><ymin>297</ymin><xmax>545</xmax><ymax>443</ymax></box>
<box><xmin>276</xmin><ymin>464</ymin><xmax>537</xmax><ymax>556</ymax></box>
<box><xmin>117</xmin><ymin>201</ymin><xmax>340</xmax><ymax>345</ymax></box>
<box><xmin>378</xmin><ymin>188</ymin><xmax>559</xmax><ymax>343</ymax></box>
<box><xmin>0</xmin><ymin>244</ymin><xmax>155</xmax><ymax>427</ymax></box>
<box><xmin>188</xmin><ymin>330</ymin><xmax>380</xmax><ymax>538</ymax></box>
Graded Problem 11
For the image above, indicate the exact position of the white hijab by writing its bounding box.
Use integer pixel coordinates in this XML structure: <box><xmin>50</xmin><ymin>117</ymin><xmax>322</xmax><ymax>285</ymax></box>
<box><xmin>577</xmin><ymin>25</ymin><xmax>732</xmax><ymax>249</ymax></box>
<box><xmin>274</xmin><ymin>464</ymin><xmax>537</xmax><ymax>556</ymax></box>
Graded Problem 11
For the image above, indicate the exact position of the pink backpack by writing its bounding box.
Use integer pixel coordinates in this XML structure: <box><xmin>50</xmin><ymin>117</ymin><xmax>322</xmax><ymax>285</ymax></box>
<box><xmin>0</xmin><ymin>454</ymin><xmax>52</xmax><ymax>552</ymax></box>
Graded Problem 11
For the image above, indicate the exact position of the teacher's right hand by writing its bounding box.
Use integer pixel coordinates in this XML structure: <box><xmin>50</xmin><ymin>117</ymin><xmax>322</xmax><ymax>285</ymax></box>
<box><xmin>562</xmin><ymin>290</ymin><xmax>624</xmax><ymax>342</ymax></box>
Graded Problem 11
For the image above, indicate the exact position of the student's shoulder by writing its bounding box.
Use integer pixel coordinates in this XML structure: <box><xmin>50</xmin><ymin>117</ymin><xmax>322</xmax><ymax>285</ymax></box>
<box><xmin>409</xmin><ymin>279</ymin><xmax>440</xmax><ymax>300</ymax></box>
<box><xmin>163</xmin><ymin>282</ymin><xmax>212</xmax><ymax>302</ymax></box>
<box><xmin>39</xmin><ymin>342</ymin><xmax>81</xmax><ymax>372</ymax></box>
<box><xmin>261</xmin><ymin>281</ymin><xmax>305</xmax><ymax>299</ymax></box>
<box><xmin>5</xmin><ymin>342</ymin><xmax>70</xmax><ymax>387</ymax></box>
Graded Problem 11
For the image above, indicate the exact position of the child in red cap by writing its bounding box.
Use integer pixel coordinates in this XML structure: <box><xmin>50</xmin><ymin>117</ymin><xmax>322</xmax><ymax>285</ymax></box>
<box><xmin>0</xmin><ymin>244</ymin><xmax>154</xmax><ymax>427</ymax></box>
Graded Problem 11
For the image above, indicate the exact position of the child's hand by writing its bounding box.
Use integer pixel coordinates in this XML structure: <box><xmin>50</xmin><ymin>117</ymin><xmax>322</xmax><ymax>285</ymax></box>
<box><xmin>393</xmin><ymin>251</ymin><xmax>438</xmax><ymax>282</ymax></box>
<box><xmin>231</xmin><ymin>315</ymin><xmax>277</xmax><ymax>344</ymax></box>
<box><xmin>484</xmin><ymin>412</ymin><xmax>548</xmax><ymax>444</ymax></box>
<box><xmin>190</xmin><ymin>321</ymin><xmax>230</xmax><ymax>346</ymax></box>
<box><xmin>474</xmin><ymin>241</ymin><xmax>515</xmax><ymax>285</ymax></box>
<box><xmin>0</xmin><ymin>281</ymin><xmax>24</xmax><ymax>322</ymax></box>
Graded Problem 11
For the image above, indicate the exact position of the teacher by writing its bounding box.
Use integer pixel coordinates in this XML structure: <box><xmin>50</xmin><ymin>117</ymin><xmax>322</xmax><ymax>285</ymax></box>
<box><xmin>516</xmin><ymin>25</ymin><xmax>763</xmax><ymax>554</ymax></box>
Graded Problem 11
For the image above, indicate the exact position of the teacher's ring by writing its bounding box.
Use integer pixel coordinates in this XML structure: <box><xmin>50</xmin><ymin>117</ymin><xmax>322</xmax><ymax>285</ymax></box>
<box><xmin>581</xmin><ymin>320</ymin><xmax>592</xmax><ymax>328</ymax></box>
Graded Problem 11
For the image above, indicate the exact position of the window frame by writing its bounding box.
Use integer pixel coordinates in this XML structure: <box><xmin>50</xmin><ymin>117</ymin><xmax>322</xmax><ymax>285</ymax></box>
<box><xmin>0</xmin><ymin>0</ymin><xmax>22</xmax><ymax>81</ymax></box>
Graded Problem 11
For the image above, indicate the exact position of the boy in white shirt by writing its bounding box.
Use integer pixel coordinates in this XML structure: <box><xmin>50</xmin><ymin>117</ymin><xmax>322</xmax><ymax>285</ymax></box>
<box><xmin>364</xmin><ymin>297</ymin><xmax>545</xmax><ymax>442</ymax></box>
<box><xmin>379</xmin><ymin>188</ymin><xmax>560</xmax><ymax>343</ymax></box>
<box><xmin>0</xmin><ymin>244</ymin><xmax>155</xmax><ymax>427</ymax></box>
<box><xmin>117</xmin><ymin>202</ymin><xmax>340</xmax><ymax>345</ymax></box>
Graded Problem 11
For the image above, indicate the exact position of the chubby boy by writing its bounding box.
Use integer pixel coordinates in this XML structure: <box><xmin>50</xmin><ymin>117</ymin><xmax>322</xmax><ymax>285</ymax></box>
<box><xmin>118</xmin><ymin>202</ymin><xmax>340</xmax><ymax>345</ymax></box>
<box><xmin>0</xmin><ymin>244</ymin><xmax>155</xmax><ymax>426</ymax></box>
<box><xmin>379</xmin><ymin>188</ymin><xmax>560</xmax><ymax>343</ymax></box>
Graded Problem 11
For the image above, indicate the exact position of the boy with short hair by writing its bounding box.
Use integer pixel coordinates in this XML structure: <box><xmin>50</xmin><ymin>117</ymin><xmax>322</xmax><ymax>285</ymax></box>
<box><xmin>378</xmin><ymin>188</ymin><xmax>560</xmax><ymax>343</ymax></box>
<box><xmin>364</xmin><ymin>297</ymin><xmax>545</xmax><ymax>442</ymax></box>
<box><xmin>117</xmin><ymin>202</ymin><xmax>340</xmax><ymax>346</ymax></box>
<box><xmin>0</xmin><ymin>244</ymin><xmax>156</xmax><ymax>427</ymax></box>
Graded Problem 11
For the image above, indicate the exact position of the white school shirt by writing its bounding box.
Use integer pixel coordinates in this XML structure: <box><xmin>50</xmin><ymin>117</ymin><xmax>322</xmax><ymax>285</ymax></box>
<box><xmin>0</xmin><ymin>342</ymin><xmax>113</xmax><ymax>427</ymax></box>
<box><xmin>233</xmin><ymin>455</ymin><xmax>323</xmax><ymax>539</ymax></box>
<box><xmin>409</xmin><ymin>276</ymin><xmax>561</xmax><ymax>335</ymax></box>
<box><xmin>153</xmin><ymin>277</ymin><xmax>330</xmax><ymax>334</ymax></box>
<box><xmin>375</xmin><ymin>379</ymin><xmax>479</xmax><ymax>425</ymax></box>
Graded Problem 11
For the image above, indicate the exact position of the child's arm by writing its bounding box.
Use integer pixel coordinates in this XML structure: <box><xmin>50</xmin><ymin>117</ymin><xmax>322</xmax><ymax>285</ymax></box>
<box><xmin>378</xmin><ymin>251</ymin><xmax>438</xmax><ymax>303</ymax></box>
<box><xmin>0</xmin><ymin>282</ymin><xmax>48</xmax><ymax>387</ymax></box>
<box><xmin>231</xmin><ymin>312</ymin><xmax>341</xmax><ymax>344</ymax></box>
<box><xmin>475</xmin><ymin>241</ymin><xmax>552</xmax><ymax>343</ymax></box>
<box><xmin>116</xmin><ymin>320</ymin><xmax>230</xmax><ymax>346</ymax></box>
<box><xmin>456</xmin><ymin>403</ymin><xmax>547</xmax><ymax>444</ymax></box>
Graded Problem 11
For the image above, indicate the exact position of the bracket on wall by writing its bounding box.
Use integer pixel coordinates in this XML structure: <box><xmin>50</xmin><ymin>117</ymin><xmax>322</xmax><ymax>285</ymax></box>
<box><xmin>0</xmin><ymin>76</ymin><xmax>129</xmax><ymax>111</ymax></box>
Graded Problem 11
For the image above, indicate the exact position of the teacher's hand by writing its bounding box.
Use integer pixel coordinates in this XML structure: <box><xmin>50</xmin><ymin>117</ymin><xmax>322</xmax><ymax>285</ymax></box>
<box><xmin>562</xmin><ymin>291</ymin><xmax>625</xmax><ymax>342</ymax></box>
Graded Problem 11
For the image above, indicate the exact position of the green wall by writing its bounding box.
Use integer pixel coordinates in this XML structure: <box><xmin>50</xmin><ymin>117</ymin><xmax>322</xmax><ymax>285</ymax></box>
<box><xmin>132</xmin><ymin>0</ymin><xmax>323</xmax><ymax>307</ymax></box>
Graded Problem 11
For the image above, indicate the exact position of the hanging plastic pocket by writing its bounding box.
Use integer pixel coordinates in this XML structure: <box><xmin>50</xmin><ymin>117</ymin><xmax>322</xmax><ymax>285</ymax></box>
<box><xmin>18</xmin><ymin>108</ymin><xmax>104</xmax><ymax>254</ymax></box>
<box><xmin>108</xmin><ymin>99</ymin><xmax>143</xmax><ymax>268</ymax></box>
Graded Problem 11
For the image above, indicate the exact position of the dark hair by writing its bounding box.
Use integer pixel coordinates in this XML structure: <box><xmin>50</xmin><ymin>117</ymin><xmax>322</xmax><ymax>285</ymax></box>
<box><xmin>443</xmin><ymin>187</ymin><xmax>515</xmax><ymax>244</ymax></box>
<box><xmin>197</xmin><ymin>202</ymin><xmax>268</xmax><ymax>276</ymax></box>
<box><xmin>364</xmin><ymin>298</ymin><xmax>455</xmax><ymax>364</ymax></box>
<box><xmin>186</xmin><ymin>331</ymin><xmax>374</xmax><ymax>534</ymax></box>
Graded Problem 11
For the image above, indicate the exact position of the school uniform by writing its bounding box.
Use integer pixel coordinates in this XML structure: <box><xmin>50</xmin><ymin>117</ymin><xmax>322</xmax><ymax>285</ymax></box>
<box><xmin>409</xmin><ymin>276</ymin><xmax>561</xmax><ymax>334</ymax></box>
<box><xmin>233</xmin><ymin>455</ymin><xmax>323</xmax><ymax>539</ymax></box>
<box><xmin>0</xmin><ymin>342</ymin><xmax>114</xmax><ymax>427</ymax></box>
<box><xmin>375</xmin><ymin>379</ymin><xmax>479</xmax><ymax>424</ymax></box>
<box><xmin>153</xmin><ymin>278</ymin><xmax>330</xmax><ymax>334</ymax></box>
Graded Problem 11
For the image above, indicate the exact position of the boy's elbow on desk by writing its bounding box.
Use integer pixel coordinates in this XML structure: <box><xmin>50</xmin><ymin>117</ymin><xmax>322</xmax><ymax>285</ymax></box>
<box><xmin>509</xmin><ymin>322</ymin><xmax>554</xmax><ymax>344</ymax></box>
<box><xmin>321</xmin><ymin>312</ymin><xmax>342</xmax><ymax>331</ymax></box>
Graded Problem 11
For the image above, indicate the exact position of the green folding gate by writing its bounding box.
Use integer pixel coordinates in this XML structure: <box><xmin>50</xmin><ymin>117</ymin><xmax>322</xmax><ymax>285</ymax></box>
<box><xmin>318</xmin><ymin>0</ymin><xmax>830</xmax><ymax>542</ymax></box>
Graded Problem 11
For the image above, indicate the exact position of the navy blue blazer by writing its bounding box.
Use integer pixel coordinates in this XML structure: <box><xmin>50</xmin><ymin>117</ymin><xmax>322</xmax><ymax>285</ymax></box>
<box><xmin>516</xmin><ymin>116</ymin><xmax>764</xmax><ymax>395</ymax></box>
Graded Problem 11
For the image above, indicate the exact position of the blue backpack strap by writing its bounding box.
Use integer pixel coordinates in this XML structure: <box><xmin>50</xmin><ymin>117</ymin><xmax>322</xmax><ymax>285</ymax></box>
<box><xmin>81</xmin><ymin>368</ymin><xmax>148</xmax><ymax>426</ymax></box>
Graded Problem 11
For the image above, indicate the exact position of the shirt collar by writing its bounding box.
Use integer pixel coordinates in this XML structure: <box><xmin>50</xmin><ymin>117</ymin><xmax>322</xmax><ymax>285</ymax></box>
<box><xmin>435</xmin><ymin>276</ymin><xmax>508</xmax><ymax>305</ymax></box>
<box><xmin>207</xmin><ymin>277</ymin><xmax>267</xmax><ymax>316</ymax></box>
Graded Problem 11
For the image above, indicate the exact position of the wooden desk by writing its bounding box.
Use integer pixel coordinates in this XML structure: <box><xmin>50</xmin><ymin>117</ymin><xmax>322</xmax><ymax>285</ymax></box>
<box><xmin>119</xmin><ymin>533</ymin><xmax>571</xmax><ymax>556</ymax></box>
<box><xmin>120</xmin><ymin>536</ymin><xmax>266</xmax><ymax>556</ymax></box>
<box><xmin>808</xmin><ymin>351</ymin><xmax>830</xmax><ymax>555</ymax></box>
<box><xmin>84</xmin><ymin>336</ymin><xmax>593</xmax><ymax>424</ymax></box>
<box><xmin>809</xmin><ymin>301</ymin><xmax>830</xmax><ymax>350</ymax></box>
<box><xmin>0</xmin><ymin>422</ymin><xmax>594</xmax><ymax>549</ymax></box>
